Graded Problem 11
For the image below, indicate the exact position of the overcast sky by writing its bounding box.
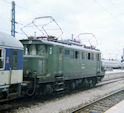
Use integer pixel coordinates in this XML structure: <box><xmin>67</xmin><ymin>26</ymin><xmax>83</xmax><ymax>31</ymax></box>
<box><xmin>0</xmin><ymin>0</ymin><xmax>124</xmax><ymax>59</ymax></box>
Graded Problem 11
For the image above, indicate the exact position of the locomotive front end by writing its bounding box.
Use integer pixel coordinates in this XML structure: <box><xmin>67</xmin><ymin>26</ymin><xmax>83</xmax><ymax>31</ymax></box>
<box><xmin>21</xmin><ymin>40</ymin><xmax>47</xmax><ymax>78</ymax></box>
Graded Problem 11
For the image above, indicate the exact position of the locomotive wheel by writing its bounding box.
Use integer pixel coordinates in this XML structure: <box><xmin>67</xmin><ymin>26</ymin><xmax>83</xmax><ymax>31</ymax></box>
<box><xmin>75</xmin><ymin>80</ymin><xmax>80</xmax><ymax>88</ymax></box>
<box><xmin>83</xmin><ymin>79</ymin><xmax>89</xmax><ymax>88</ymax></box>
<box><xmin>71</xmin><ymin>81</ymin><xmax>76</xmax><ymax>90</ymax></box>
<box><xmin>92</xmin><ymin>78</ymin><xmax>97</xmax><ymax>87</ymax></box>
<box><xmin>44</xmin><ymin>84</ymin><xmax>53</xmax><ymax>95</ymax></box>
<box><xmin>89</xmin><ymin>79</ymin><xmax>93</xmax><ymax>88</ymax></box>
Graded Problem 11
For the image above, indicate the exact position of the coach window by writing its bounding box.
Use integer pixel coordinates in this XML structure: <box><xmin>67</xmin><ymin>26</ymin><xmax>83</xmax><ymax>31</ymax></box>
<box><xmin>13</xmin><ymin>51</ymin><xmax>18</xmax><ymax>69</ymax></box>
<box><xmin>88</xmin><ymin>53</ymin><xmax>91</xmax><ymax>60</ymax></box>
<box><xmin>0</xmin><ymin>49</ymin><xmax>4</xmax><ymax>68</ymax></box>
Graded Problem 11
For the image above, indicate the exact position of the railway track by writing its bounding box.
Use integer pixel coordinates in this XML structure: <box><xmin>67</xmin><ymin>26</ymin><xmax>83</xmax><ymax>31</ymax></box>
<box><xmin>1</xmin><ymin>77</ymin><xmax>124</xmax><ymax>112</ymax></box>
<box><xmin>72</xmin><ymin>88</ymin><xmax>124</xmax><ymax>113</ymax></box>
<box><xmin>96</xmin><ymin>77</ymin><xmax>124</xmax><ymax>87</ymax></box>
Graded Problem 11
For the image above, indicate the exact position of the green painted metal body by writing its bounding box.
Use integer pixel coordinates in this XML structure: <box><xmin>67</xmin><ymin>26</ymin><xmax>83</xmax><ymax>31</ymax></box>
<box><xmin>20</xmin><ymin>39</ymin><xmax>104</xmax><ymax>83</ymax></box>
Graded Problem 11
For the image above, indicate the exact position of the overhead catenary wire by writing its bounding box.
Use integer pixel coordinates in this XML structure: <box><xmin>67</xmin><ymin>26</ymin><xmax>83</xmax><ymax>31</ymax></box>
<box><xmin>93</xmin><ymin>0</ymin><xmax>124</xmax><ymax>26</ymax></box>
<box><xmin>1</xmin><ymin>0</ymin><xmax>42</xmax><ymax>16</ymax></box>
<box><xmin>0</xmin><ymin>0</ymin><xmax>43</xmax><ymax>35</ymax></box>
<box><xmin>1</xmin><ymin>0</ymin><xmax>10</xmax><ymax>4</ymax></box>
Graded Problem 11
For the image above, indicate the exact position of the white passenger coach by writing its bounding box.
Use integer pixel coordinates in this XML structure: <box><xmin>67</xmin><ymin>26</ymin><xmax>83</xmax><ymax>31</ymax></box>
<box><xmin>0</xmin><ymin>32</ymin><xmax>23</xmax><ymax>100</ymax></box>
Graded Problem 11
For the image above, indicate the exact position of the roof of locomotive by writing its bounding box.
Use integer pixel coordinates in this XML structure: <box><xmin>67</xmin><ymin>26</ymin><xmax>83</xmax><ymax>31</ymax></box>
<box><xmin>0</xmin><ymin>32</ymin><xmax>23</xmax><ymax>49</ymax></box>
<box><xmin>20</xmin><ymin>38</ymin><xmax>101</xmax><ymax>53</ymax></box>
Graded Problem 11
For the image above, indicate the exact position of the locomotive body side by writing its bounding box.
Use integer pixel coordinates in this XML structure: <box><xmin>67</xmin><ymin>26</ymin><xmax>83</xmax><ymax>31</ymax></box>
<box><xmin>20</xmin><ymin>39</ymin><xmax>104</xmax><ymax>96</ymax></box>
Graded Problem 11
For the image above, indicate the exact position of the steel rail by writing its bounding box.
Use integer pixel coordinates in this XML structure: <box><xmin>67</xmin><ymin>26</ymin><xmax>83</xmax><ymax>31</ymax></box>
<box><xmin>72</xmin><ymin>88</ymin><xmax>124</xmax><ymax>113</ymax></box>
<box><xmin>1</xmin><ymin>77</ymin><xmax>124</xmax><ymax>112</ymax></box>
<box><xmin>96</xmin><ymin>77</ymin><xmax>124</xmax><ymax>87</ymax></box>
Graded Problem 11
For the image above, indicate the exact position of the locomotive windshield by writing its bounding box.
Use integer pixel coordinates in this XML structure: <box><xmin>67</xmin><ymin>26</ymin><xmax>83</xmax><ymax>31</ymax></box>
<box><xmin>36</xmin><ymin>45</ymin><xmax>46</xmax><ymax>56</ymax></box>
<box><xmin>24</xmin><ymin>44</ymin><xmax>46</xmax><ymax>56</ymax></box>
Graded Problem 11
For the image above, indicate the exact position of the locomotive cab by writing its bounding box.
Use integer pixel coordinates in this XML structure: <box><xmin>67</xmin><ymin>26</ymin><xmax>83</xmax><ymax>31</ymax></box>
<box><xmin>23</xmin><ymin>43</ymin><xmax>47</xmax><ymax>76</ymax></box>
<box><xmin>20</xmin><ymin>39</ymin><xmax>56</xmax><ymax>96</ymax></box>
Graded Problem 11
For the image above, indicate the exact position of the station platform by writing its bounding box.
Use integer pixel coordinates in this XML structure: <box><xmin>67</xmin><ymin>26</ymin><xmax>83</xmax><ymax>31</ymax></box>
<box><xmin>105</xmin><ymin>100</ymin><xmax>124</xmax><ymax>113</ymax></box>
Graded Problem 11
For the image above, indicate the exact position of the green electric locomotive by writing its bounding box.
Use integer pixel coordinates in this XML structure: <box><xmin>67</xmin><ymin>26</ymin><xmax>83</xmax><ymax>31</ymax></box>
<box><xmin>20</xmin><ymin>36</ymin><xmax>104</xmax><ymax>96</ymax></box>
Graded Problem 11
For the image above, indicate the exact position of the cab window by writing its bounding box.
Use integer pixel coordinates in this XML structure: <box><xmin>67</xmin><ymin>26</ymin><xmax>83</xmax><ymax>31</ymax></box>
<box><xmin>96</xmin><ymin>54</ymin><xmax>100</xmax><ymax>61</ymax></box>
<box><xmin>64</xmin><ymin>50</ymin><xmax>70</xmax><ymax>58</ymax></box>
<box><xmin>88</xmin><ymin>53</ymin><xmax>90</xmax><ymax>60</ymax></box>
<box><xmin>36</xmin><ymin>45</ymin><xmax>46</xmax><ymax>56</ymax></box>
<box><xmin>82</xmin><ymin>52</ymin><xmax>85</xmax><ymax>59</ymax></box>
<box><xmin>75</xmin><ymin>51</ymin><xmax>79</xmax><ymax>59</ymax></box>
<box><xmin>24</xmin><ymin>44</ymin><xmax>46</xmax><ymax>56</ymax></box>
<box><xmin>24</xmin><ymin>44</ymin><xmax>32</xmax><ymax>55</ymax></box>
<box><xmin>91</xmin><ymin>53</ymin><xmax>94</xmax><ymax>60</ymax></box>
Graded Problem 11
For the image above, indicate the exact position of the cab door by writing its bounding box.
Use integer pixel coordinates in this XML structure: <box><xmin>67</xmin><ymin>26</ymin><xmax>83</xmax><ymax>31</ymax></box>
<box><xmin>96</xmin><ymin>53</ymin><xmax>101</xmax><ymax>74</ymax></box>
<box><xmin>58</xmin><ymin>48</ymin><xmax>63</xmax><ymax>74</ymax></box>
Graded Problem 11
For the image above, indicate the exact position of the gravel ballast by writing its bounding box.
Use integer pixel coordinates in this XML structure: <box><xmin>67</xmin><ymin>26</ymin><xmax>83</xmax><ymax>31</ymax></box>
<box><xmin>11</xmin><ymin>70</ymin><xmax>124</xmax><ymax>113</ymax></box>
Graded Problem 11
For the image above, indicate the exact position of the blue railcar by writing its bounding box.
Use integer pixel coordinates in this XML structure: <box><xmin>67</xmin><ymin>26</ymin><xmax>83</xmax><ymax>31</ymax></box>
<box><xmin>0</xmin><ymin>32</ymin><xmax>23</xmax><ymax>101</ymax></box>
